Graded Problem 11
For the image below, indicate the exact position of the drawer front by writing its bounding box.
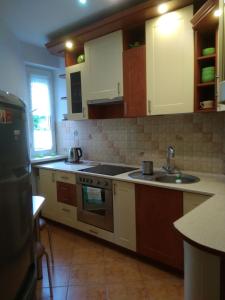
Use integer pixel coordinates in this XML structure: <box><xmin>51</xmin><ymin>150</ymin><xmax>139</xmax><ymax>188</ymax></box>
<box><xmin>55</xmin><ymin>171</ymin><xmax>76</xmax><ymax>184</ymax></box>
<box><xmin>57</xmin><ymin>181</ymin><xmax>77</xmax><ymax>206</ymax></box>
<box><xmin>76</xmin><ymin>220</ymin><xmax>115</xmax><ymax>243</ymax></box>
<box><xmin>57</xmin><ymin>203</ymin><xmax>77</xmax><ymax>227</ymax></box>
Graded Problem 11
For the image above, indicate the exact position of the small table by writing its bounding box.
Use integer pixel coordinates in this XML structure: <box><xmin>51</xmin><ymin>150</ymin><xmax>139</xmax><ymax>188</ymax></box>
<box><xmin>32</xmin><ymin>195</ymin><xmax>45</xmax><ymax>279</ymax></box>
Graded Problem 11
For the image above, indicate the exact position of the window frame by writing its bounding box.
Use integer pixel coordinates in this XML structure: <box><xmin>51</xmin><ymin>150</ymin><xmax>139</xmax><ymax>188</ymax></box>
<box><xmin>26</xmin><ymin>66</ymin><xmax>56</xmax><ymax>158</ymax></box>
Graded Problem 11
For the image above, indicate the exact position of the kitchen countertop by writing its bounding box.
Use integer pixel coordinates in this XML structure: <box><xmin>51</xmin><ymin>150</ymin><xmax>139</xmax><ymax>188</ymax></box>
<box><xmin>34</xmin><ymin>160</ymin><xmax>225</xmax><ymax>255</ymax></box>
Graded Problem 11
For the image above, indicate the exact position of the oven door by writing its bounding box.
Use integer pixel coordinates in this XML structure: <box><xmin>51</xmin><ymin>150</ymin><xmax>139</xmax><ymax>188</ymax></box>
<box><xmin>77</xmin><ymin>183</ymin><xmax>114</xmax><ymax>232</ymax></box>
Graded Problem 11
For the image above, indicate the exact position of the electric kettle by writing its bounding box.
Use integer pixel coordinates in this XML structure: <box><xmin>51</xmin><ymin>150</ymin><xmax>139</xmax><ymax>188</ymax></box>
<box><xmin>68</xmin><ymin>147</ymin><xmax>83</xmax><ymax>163</ymax></box>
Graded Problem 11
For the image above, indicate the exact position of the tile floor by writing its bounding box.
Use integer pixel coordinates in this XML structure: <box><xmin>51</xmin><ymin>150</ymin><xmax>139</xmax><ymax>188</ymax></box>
<box><xmin>36</xmin><ymin>224</ymin><xmax>184</xmax><ymax>300</ymax></box>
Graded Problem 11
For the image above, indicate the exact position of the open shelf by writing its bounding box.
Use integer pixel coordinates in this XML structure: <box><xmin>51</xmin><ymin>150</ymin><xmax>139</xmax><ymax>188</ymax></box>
<box><xmin>192</xmin><ymin>0</ymin><xmax>218</xmax><ymax>113</ymax></box>
<box><xmin>197</xmin><ymin>82</ymin><xmax>215</xmax><ymax>87</ymax></box>
<box><xmin>123</xmin><ymin>24</ymin><xmax>145</xmax><ymax>50</ymax></box>
<box><xmin>196</xmin><ymin>107</ymin><xmax>216</xmax><ymax>112</ymax></box>
<box><xmin>197</xmin><ymin>54</ymin><xmax>216</xmax><ymax>61</ymax></box>
<box><xmin>65</xmin><ymin>44</ymin><xmax>85</xmax><ymax>67</ymax></box>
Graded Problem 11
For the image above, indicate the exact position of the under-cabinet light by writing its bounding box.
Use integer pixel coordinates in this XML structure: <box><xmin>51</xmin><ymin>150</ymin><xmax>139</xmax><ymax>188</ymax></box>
<box><xmin>158</xmin><ymin>3</ymin><xmax>169</xmax><ymax>14</ymax></box>
<box><xmin>214</xmin><ymin>9</ymin><xmax>222</xmax><ymax>17</ymax></box>
<box><xmin>65</xmin><ymin>41</ymin><xmax>73</xmax><ymax>50</ymax></box>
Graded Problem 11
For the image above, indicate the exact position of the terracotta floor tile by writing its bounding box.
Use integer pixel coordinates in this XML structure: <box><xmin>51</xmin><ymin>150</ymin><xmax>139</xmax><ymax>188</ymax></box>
<box><xmin>37</xmin><ymin>266</ymin><xmax>70</xmax><ymax>288</ymax></box>
<box><xmin>143</xmin><ymin>270</ymin><xmax>184</xmax><ymax>300</ymax></box>
<box><xmin>36</xmin><ymin>286</ymin><xmax>67</xmax><ymax>300</ymax></box>
<box><xmin>103</xmin><ymin>248</ymin><xmax>138</xmax><ymax>265</ymax></box>
<box><xmin>104</xmin><ymin>260</ymin><xmax>142</xmax><ymax>284</ymax></box>
<box><xmin>37</xmin><ymin>224</ymin><xmax>184</xmax><ymax>300</ymax></box>
<box><xmin>67</xmin><ymin>285</ymin><xmax>107</xmax><ymax>300</ymax></box>
<box><xmin>71</xmin><ymin>248</ymin><xmax>104</xmax><ymax>265</ymax></box>
<box><xmin>69</xmin><ymin>264</ymin><xmax>105</xmax><ymax>286</ymax></box>
<box><xmin>107</xmin><ymin>283</ymin><xmax>149</xmax><ymax>300</ymax></box>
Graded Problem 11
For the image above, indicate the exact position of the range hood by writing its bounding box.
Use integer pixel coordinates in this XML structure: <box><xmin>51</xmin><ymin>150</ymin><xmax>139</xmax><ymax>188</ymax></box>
<box><xmin>87</xmin><ymin>96</ymin><xmax>123</xmax><ymax>106</ymax></box>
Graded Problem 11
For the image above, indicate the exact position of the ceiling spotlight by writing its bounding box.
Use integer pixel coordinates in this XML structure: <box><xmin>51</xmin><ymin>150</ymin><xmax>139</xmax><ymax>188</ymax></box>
<box><xmin>65</xmin><ymin>41</ymin><xmax>73</xmax><ymax>49</ymax></box>
<box><xmin>214</xmin><ymin>9</ymin><xmax>222</xmax><ymax>17</ymax></box>
<box><xmin>79</xmin><ymin>0</ymin><xmax>87</xmax><ymax>4</ymax></box>
<box><xmin>158</xmin><ymin>3</ymin><xmax>169</xmax><ymax>14</ymax></box>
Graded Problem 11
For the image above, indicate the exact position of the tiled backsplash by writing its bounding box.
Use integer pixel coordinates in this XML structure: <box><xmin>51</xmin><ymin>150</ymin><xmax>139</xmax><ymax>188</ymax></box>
<box><xmin>56</xmin><ymin>112</ymin><xmax>225</xmax><ymax>174</ymax></box>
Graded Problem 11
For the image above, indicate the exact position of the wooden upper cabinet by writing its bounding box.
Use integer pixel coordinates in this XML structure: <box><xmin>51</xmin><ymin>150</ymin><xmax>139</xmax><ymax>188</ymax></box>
<box><xmin>85</xmin><ymin>30</ymin><xmax>123</xmax><ymax>102</ymax></box>
<box><xmin>123</xmin><ymin>45</ymin><xmax>147</xmax><ymax>117</ymax></box>
<box><xmin>146</xmin><ymin>5</ymin><xmax>194</xmax><ymax>115</ymax></box>
<box><xmin>136</xmin><ymin>184</ymin><xmax>183</xmax><ymax>270</ymax></box>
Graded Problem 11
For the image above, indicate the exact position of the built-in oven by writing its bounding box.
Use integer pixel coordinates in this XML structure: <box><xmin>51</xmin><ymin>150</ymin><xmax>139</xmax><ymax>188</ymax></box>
<box><xmin>76</xmin><ymin>174</ymin><xmax>114</xmax><ymax>232</ymax></box>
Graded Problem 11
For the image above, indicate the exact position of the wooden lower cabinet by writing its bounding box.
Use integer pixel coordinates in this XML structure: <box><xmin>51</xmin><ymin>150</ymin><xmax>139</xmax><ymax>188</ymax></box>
<box><xmin>135</xmin><ymin>184</ymin><xmax>183</xmax><ymax>270</ymax></box>
<box><xmin>57</xmin><ymin>181</ymin><xmax>77</xmax><ymax>206</ymax></box>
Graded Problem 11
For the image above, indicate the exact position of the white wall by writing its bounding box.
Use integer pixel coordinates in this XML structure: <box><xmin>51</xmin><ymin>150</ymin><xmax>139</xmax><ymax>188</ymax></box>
<box><xmin>0</xmin><ymin>20</ymin><xmax>28</xmax><ymax>102</ymax></box>
<box><xmin>0</xmin><ymin>19</ymin><xmax>67</xmax><ymax>155</ymax></box>
<box><xmin>21</xmin><ymin>41</ymin><xmax>61</xmax><ymax>69</ymax></box>
<box><xmin>0</xmin><ymin>19</ymin><xmax>63</xmax><ymax>104</ymax></box>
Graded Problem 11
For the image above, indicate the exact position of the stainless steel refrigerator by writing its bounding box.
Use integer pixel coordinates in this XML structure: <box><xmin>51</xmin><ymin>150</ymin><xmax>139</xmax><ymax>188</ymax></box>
<box><xmin>0</xmin><ymin>90</ymin><xmax>36</xmax><ymax>300</ymax></box>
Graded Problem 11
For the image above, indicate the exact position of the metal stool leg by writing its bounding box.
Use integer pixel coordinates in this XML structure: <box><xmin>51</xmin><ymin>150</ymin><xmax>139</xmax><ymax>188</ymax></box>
<box><xmin>44</xmin><ymin>250</ymin><xmax>53</xmax><ymax>298</ymax></box>
<box><xmin>46</xmin><ymin>226</ymin><xmax>54</xmax><ymax>264</ymax></box>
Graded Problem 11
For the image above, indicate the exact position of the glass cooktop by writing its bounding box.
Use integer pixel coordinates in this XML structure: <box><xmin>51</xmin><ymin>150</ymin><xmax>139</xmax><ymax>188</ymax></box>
<box><xmin>80</xmin><ymin>164</ymin><xmax>137</xmax><ymax>176</ymax></box>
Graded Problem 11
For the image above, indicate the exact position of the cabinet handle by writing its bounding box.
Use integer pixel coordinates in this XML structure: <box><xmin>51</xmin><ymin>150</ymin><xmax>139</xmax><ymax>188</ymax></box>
<box><xmin>148</xmin><ymin>100</ymin><xmax>151</xmax><ymax>114</ymax></box>
<box><xmin>117</xmin><ymin>82</ymin><xmax>120</xmax><ymax>96</ymax></box>
<box><xmin>51</xmin><ymin>173</ymin><xmax>55</xmax><ymax>183</ymax></box>
<box><xmin>61</xmin><ymin>176</ymin><xmax>69</xmax><ymax>180</ymax></box>
<box><xmin>89</xmin><ymin>229</ymin><xmax>98</xmax><ymax>235</ymax></box>
<box><xmin>62</xmin><ymin>208</ymin><xmax>70</xmax><ymax>213</ymax></box>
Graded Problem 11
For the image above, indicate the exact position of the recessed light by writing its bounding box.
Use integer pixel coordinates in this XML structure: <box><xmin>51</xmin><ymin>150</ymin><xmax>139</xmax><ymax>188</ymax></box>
<box><xmin>65</xmin><ymin>41</ymin><xmax>73</xmax><ymax>49</ymax></box>
<box><xmin>214</xmin><ymin>9</ymin><xmax>222</xmax><ymax>17</ymax></box>
<box><xmin>158</xmin><ymin>3</ymin><xmax>169</xmax><ymax>14</ymax></box>
<box><xmin>79</xmin><ymin>0</ymin><xmax>87</xmax><ymax>4</ymax></box>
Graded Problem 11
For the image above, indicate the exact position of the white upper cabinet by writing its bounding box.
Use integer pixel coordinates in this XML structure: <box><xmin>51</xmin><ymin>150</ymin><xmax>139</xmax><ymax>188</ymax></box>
<box><xmin>85</xmin><ymin>30</ymin><xmax>123</xmax><ymax>102</ymax></box>
<box><xmin>146</xmin><ymin>5</ymin><xmax>194</xmax><ymax>115</ymax></box>
<box><xmin>66</xmin><ymin>63</ymin><xmax>87</xmax><ymax>120</ymax></box>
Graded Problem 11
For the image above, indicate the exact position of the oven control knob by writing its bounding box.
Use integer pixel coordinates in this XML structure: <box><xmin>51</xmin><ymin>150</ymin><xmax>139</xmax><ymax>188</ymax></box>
<box><xmin>97</xmin><ymin>181</ymin><xmax>100</xmax><ymax>185</ymax></box>
<box><xmin>86</xmin><ymin>179</ymin><xmax>89</xmax><ymax>183</ymax></box>
<box><xmin>104</xmin><ymin>182</ymin><xmax>108</xmax><ymax>186</ymax></box>
<box><xmin>90</xmin><ymin>179</ymin><xmax>93</xmax><ymax>184</ymax></box>
<box><xmin>79</xmin><ymin>177</ymin><xmax>82</xmax><ymax>182</ymax></box>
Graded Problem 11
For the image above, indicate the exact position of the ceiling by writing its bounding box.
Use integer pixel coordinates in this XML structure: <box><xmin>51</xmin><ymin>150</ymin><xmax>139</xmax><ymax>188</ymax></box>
<box><xmin>0</xmin><ymin>0</ymin><xmax>150</xmax><ymax>47</ymax></box>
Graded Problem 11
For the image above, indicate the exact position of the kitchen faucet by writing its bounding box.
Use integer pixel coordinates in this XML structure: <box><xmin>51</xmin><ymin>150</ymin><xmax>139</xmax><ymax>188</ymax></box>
<box><xmin>163</xmin><ymin>146</ymin><xmax>176</xmax><ymax>174</ymax></box>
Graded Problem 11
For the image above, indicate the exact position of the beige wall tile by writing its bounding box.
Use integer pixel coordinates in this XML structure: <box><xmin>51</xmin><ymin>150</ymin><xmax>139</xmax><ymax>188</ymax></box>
<box><xmin>56</xmin><ymin>111</ymin><xmax>225</xmax><ymax>174</ymax></box>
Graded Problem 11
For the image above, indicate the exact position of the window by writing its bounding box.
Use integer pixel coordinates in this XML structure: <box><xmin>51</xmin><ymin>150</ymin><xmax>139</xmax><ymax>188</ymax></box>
<box><xmin>27</xmin><ymin>66</ymin><xmax>56</xmax><ymax>157</ymax></box>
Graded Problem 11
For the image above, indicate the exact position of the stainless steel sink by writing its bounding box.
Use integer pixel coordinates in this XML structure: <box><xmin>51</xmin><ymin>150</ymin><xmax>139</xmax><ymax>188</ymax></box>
<box><xmin>155</xmin><ymin>173</ymin><xmax>200</xmax><ymax>184</ymax></box>
<box><xmin>128</xmin><ymin>171</ymin><xmax>200</xmax><ymax>184</ymax></box>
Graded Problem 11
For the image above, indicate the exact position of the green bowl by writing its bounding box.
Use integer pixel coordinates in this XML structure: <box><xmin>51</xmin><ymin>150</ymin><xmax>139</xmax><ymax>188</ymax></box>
<box><xmin>77</xmin><ymin>54</ymin><xmax>85</xmax><ymax>64</ymax></box>
<box><xmin>201</xmin><ymin>66</ymin><xmax>215</xmax><ymax>82</ymax></box>
<box><xmin>202</xmin><ymin>47</ymin><xmax>215</xmax><ymax>56</ymax></box>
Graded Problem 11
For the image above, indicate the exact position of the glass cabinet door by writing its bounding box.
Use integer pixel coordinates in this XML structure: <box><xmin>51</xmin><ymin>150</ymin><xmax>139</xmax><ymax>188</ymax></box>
<box><xmin>70</xmin><ymin>71</ymin><xmax>82</xmax><ymax>114</ymax></box>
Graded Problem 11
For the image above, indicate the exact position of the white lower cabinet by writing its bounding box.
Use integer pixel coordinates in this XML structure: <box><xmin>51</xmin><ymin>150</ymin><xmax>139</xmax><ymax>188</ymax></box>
<box><xmin>57</xmin><ymin>203</ymin><xmax>77</xmax><ymax>228</ymax></box>
<box><xmin>38</xmin><ymin>169</ymin><xmax>77</xmax><ymax>228</ymax></box>
<box><xmin>76</xmin><ymin>220</ymin><xmax>115</xmax><ymax>243</ymax></box>
<box><xmin>113</xmin><ymin>181</ymin><xmax>136</xmax><ymax>251</ymax></box>
<box><xmin>38</xmin><ymin>169</ymin><xmax>58</xmax><ymax>221</ymax></box>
